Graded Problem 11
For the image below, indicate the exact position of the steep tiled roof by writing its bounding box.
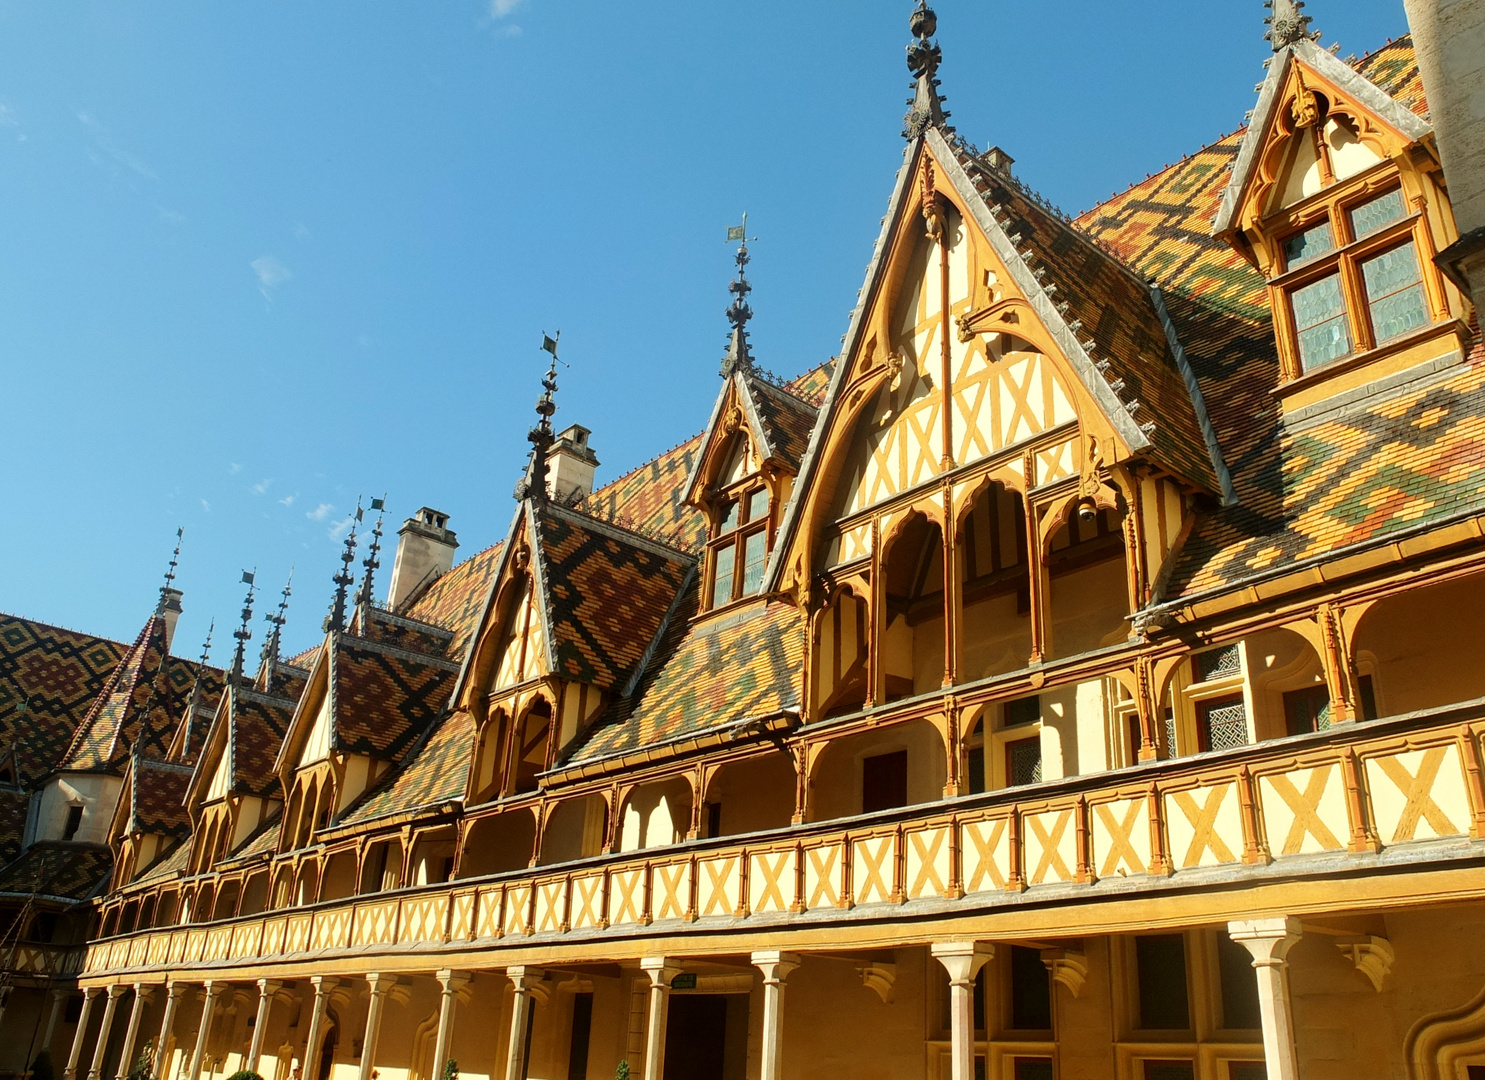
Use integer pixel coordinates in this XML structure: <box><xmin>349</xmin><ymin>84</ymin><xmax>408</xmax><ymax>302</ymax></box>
<box><xmin>747</xmin><ymin>376</ymin><xmax>819</xmax><ymax>472</ymax></box>
<box><xmin>61</xmin><ymin>616</ymin><xmax>175</xmax><ymax>773</ymax></box>
<box><xmin>534</xmin><ymin>504</ymin><xmax>695</xmax><ymax>691</ymax></box>
<box><xmin>0</xmin><ymin>787</ymin><xmax>29</xmax><ymax>865</ymax></box>
<box><xmin>128</xmin><ymin>756</ymin><xmax>194</xmax><ymax>838</ymax></box>
<box><xmin>570</xmin><ymin>594</ymin><xmax>803</xmax><ymax>762</ymax></box>
<box><xmin>0</xmin><ymin>841</ymin><xmax>111</xmax><ymax>902</ymax></box>
<box><xmin>576</xmin><ymin>435</ymin><xmax>708</xmax><ymax>553</ymax></box>
<box><xmin>231</xmin><ymin>687</ymin><xmax>297</xmax><ymax>799</ymax></box>
<box><xmin>355</xmin><ymin>606</ymin><xmax>456</xmax><ymax>659</ymax></box>
<box><xmin>135</xmin><ymin>835</ymin><xmax>190</xmax><ymax>883</ymax></box>
<box><xmin>0</xmin><ymin>614</ymin><xmax>128</xmax><ymax>785</ymax></box>
<box><xmin>403</xmin><ymin>541</ymin><xmax>506</xmax><ymax>660</ymax></box>
<box><xmin>1354</xmin><ymin>35</ymin><xmax>1429</xmax><ymax>118</ymax></box>
<box><xmin>342</xmin><ymin>711</ymin><xmax>473</xmax><ymax>825</ymax></box>
<box><xmin>331</xmin><ymin>635</ymin><xmax>460</xmax><ymax>759</ymax></box>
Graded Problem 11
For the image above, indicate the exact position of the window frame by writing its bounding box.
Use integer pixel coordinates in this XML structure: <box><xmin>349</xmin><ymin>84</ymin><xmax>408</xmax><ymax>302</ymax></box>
<box><xmin>1266</xmin><ymin>165</ymin><xmax>1442</xmax><ymax>383</ymax></box>
<box><xmin>704</xmin><ymin>477</ymin><xmax>773</xmax><ymax>611</ymax></box>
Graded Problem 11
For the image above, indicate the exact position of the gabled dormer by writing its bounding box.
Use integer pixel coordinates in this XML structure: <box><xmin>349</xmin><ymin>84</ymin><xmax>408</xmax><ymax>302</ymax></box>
<box><xmin>107</xmin><ymin>751</ymin><xmax>193</xmax><ymax>887</ymax></box>
<box><xmin>1214</xmin><ymin>8</ymin><xmax>1470</xmax><ymax>409</ymax></box>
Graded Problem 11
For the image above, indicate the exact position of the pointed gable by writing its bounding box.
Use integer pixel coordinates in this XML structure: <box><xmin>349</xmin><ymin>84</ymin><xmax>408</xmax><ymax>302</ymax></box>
<box><xmin>60</xmin><ymin>615</ymin><xmax>174</xmax><ymax>774</ymax></box>
<box><xmin>126</xmin><ymin>755</ymin><xmax>194</xmax><ymax>839</ymax></box>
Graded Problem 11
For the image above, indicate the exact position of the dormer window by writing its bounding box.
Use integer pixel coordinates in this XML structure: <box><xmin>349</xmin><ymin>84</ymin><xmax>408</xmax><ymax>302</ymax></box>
<box><xmin>1274</xmin><ymin>184</ymin><xmax>1435</xmax><ymax>378</ymax></box>
<box><xmin>708</xmin><ymin>484</ymin><xmax>771</xmax><ymax>609</ymax></box>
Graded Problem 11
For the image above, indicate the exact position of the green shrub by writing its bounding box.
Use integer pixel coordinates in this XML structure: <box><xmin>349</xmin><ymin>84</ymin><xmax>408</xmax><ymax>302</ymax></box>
<box><xmin>225</xmin><ymin>1071</ymin><xmax>265</xmax><ymax>1080</ymax></box>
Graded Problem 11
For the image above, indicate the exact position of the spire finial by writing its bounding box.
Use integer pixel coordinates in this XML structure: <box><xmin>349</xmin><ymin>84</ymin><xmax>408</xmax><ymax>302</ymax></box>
<box><xmin>325</xmin><ymin>504</ymin><xmax>361</xmax><ymax>634</ymax></box>
<box><xmin>721</xmin><ymin>215</ymin><xmax>757</xmax><ymax>378</ymax></box>
<box><xmin>185</xmin><ymin>618</ymin><xmax>214</xmax><ymax>714</ymax></box>
<box><xmin>355</xmin><ymin>499</ymin><xmax>387</xmax><ymax>611</ymax></box>
<box><xmin>903</xmin><ymin>1</ymin><xmax>952</xmax><ymax>140</ymax></box>
<box><xmin>1265</xmin><ymin>0</ymin><xmax>1319</xmax><ymax>51</ymax></box>
<box><xmin>261</xmin><ymin>568</ymin><xmax>293</xmax><ymax>669</ymax></box>
<box><xmin>230</xmin><ymin>571</ymin><xmax>256</xmax><ymax>683</ymax></box>
<box><xmin>517</xmin><ymin>336</ymin><xmax>562</xmax><ymax>503</ymax></box>
<box><xmin>156</xmin><ymin>527</ymin><xmax>184</xmax><ymax>615</ymax></box>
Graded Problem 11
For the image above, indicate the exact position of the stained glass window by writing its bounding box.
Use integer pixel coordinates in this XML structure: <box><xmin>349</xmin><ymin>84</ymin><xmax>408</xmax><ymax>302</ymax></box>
<box><xmin>1362</xmin><ymin>241</ymin><xmax>1428</xmax><ymax>343</ymax></box>
<box><xmin>1291</xmin><ymin>273</ymin><xmax>1352</xmax><ymax>370</ymax></box>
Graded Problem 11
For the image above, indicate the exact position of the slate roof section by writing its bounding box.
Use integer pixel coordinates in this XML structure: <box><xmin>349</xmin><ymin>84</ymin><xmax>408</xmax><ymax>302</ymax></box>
<box><xmin>0</xmin><ymin>787</ymin><xmax>30</xmax><ymax>865</ymax></box>
<box><xmin>533</xmin><ymin>503</ymin><xmax>696</xmax><ymax>691</ymax></box>
<box><xmin>569</xmin><ymin>594</ymin><xmax>803</xmax><ymax>763</ymax></box>
<box><xmin>128</xmin><ymin>755</ymin><xmax>194</xmax><ymax>839</ymax></box>
<box><xmin>0</xmin><ymin>841</ymin><xmax>112</xmax><ymax>902</ymax></box>
<box><xmin>341</xmin><ymin>710</ymin><xmax>473</xmax><ymax>825</ymax></box>
<box><xmin>331</xmin><ymin>635</ymin><xmax>460</xmax><ymax>759</ymax></box>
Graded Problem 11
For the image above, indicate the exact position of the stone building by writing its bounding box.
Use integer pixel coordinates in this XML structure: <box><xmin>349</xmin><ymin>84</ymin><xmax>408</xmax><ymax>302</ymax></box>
<box><xmin>4</xmin><ymin>3</ymin><xmax>1484</xmax><ymax>1080</ymax></box>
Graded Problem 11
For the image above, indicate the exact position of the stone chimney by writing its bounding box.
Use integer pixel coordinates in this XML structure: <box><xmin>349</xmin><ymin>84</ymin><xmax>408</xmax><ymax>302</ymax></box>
<box><xmin>981</xmin><ymin>146</ymin><xmax>1014</xmax><ymax>177</ymax></box>
<box><xmin>548</xmin><ymin>425</ymin><xmax>600</xmax><ymax>504</ymax></box>
<box><xmin>386</xmin><ymin>508</ymin><xmax>459</xmax><ymax>612</ymax></box>
<box><xmin>157</xmin><ymin>588</ymin><xmax>184</xmax><ymax>653</ymax></box>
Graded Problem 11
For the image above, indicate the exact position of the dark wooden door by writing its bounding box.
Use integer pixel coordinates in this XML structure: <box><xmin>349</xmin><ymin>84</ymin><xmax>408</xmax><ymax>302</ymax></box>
<box><xmin>663</xmin><ymin>995</ymin><xmax>729</xmax><ymax>1080</ymax></box>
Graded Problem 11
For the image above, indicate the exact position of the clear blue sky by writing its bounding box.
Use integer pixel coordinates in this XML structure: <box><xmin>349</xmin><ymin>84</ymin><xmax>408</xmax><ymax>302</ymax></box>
<box><xmin>1</xmin><ymin>0</ymin><xmax>1409</xmax><ymax>663</ymax></box>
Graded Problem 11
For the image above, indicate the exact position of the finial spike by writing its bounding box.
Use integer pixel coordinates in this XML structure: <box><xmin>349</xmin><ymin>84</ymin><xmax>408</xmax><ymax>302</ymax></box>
<box><xmin>903</xmin><ymin>1</ymin><xmax>952</xmax><ymax>140</ymax></box>
<box><xmin>230</xmin><ymin>572</ymin><xmax>256</xmax><ymax>683</ymax></box>
<box><xmin>157</xmin><ymin>527</ymin><xmax>184</xmax><ymax>615</ymax></box>
<box><xmin>325</xmin><ymin>504</ymin><xmax>360</xmax><ymax>634</ymax></box>
<box><xmin>355</xmin><ymin>499</ymin><xmax>387</xmax><ymax>611</ymax></box>
<box><xmin>260</xmin><ymin>568</ymin><xmax>294</xmax><ymax>671</ymax></box>
<box><xmin>1265</xmin><ymin>0</ymin><xmax>1320</xmax><ymax>51</ymax></box>
<box><xmin>721</xmin><ymin>215</ymin><xmax>757</xmax><ymax>377</ymax></box>
<box><xmin>517</xmin><ymin>341</ymin><xmax>561</xmax><ymax>503</ymax></box>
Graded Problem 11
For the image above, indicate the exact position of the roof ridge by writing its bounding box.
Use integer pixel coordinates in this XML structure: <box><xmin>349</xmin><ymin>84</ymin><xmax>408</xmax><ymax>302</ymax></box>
<box><xmin>1073</xmin><ymin>125</ymin><xmax>1249</xmax><ymax>223</ymax></box>
<box><xmin>0</xmin><ymin>610</ymin><xmax>130</xmax><ymax>651</ymax></box>
<box><xmin>541</xmin><ymin>501</ymin><xmax>698</xmax><ymax>563</ymax></box>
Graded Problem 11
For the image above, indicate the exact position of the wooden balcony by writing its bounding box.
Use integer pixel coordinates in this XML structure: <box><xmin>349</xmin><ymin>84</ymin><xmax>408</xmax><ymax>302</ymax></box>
<box><xmin>82</xmin><ymin>702</ymin><xmax>1485</xmax><ymax>982</ymax></box>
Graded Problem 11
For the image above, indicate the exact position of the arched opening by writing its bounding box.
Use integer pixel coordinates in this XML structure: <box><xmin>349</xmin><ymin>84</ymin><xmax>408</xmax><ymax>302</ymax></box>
<box><xmin>958</xmin><ymin>481</ymin><xmax>1033</xmax><ymax>681</ymax></box>
<box><xmin>1352</xmin><ymin>573</ymin><xmax>1485</xmax><ymax>718</ymax></box>
<box><xmin>211</xmin><ymin>880</ymin><xmax>241</xmax><ymax>921</ymax></box>
<box><xmin>618</xmin><ymin>778</ymin><xmax>693</xmax><ymax>853</ymax></box>
<box><xmin>1244</xmin><ymin>627</ymin><xmax>1330</xmax><ymax>739</ymax></box>
<box><xmin>119</xmin><ymin>899</ymin><xmax>139</xmax><ymax>934</ymax></box>
<box><xmin>137</xmin><ymin>893</ymin><xmax>157</xmax><ymax>930</ymax></box>
<box><xmin>469</xmin><ymin>709</ymin><xmax>510</xmax><ymax>805</ymax></box>
<box><xmin>239</xmin><ymin>872</ymin><xmax>269</xmax><ymax>916</ymax></box>
<box><xmin>1045</xmin><ymin>503</ymin><xmax>1130</xmax><ymax>656</ymax></box>
<box><xmin>409</xmin><ymin>826</ymin><xmax>457</xmax><ymax>886</ymax></box>
<box><xmin>100</xmin><ymin>906</ymin><xmax>120</xmax><ymax>938</ymax></box>
<box><xmin>271</xmin><ymin>867</ymin><xmax>293</xmax><ymax>910</ymax></box>
<box><xmin>808</xmin><ymin>719</ymin><xmax>947</xmax><ymax>823</ymax></box>
<box><xmin>294</xmin><ymin>862</ymin><xmax>320</xmax><ymax>907</ymax></box>
<box><xmin>702</xmin><ymin>753</ymin><xmax>796</xmax><ymax>837</ymax></box>
<box><xmin>192</xmin><ymin>883</ymin><xmax>215</xmax><ymax>922</ymax></box>
<box><xmin>155</xmin><ymin>891</ymin><xmax>178</xmax><ymax>927</ymax></box>
<box><xmin>510</xmin><ymin>700</ymin><xmax>553</xmax><ymax>795</ymax></box>
<box><xmin>319</xmin><ymin>850</ymin><xmax>357</xmax><ymax>902</ymax></box>
<box><xmin>460</xmin><ymin>809</ymin><xmax>538</xmax><ymax>877</ymax></box>
<box><xmin>880</xmin><ymin>512</ymin><xmax>945</xmax><ymax>701</ymax></box>
<box><xmin>280</xmin><ymin>782</ymin><xmax>305</xmax><ymax>853</ymax></box>
<box><xmin>537</xmin><ymin>797</ymin><xmax>606</xmax><ymax>866</ymax></box>
<box><xmin>359</xmin><ymin>838</ymin><xmax>404</xmax><ymax>893</ymax></box>
<box><xmin>812</xmin><ymin>586</ymin><xmax>870</xmax><ymax>719</ymax></box>
<box><xmin>313</xmin><ymin>778</ymin><xmax>337</xmax><ymax>835</ymax></box>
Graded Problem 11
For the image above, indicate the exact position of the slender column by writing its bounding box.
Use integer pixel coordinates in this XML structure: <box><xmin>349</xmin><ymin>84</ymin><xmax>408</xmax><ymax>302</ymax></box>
<box><xmin>114</xmin><ymin>985</ymin><xmax>155</xmax><ymax>1080</ymax></box>
<box><xmin>152</xmin><ymin>983</ymin><xmax>187</xmax><ymax>1077</ymax></box>
<box><xmin>63</xmin><ymin>987</ymin><xmax>102</xmax><ymax>1080</ymax></box>
<box><xmin>359</xmin><ymin>975</ymin><xmax>397</xmax><ymax>1080</ymax></box>
<box><xmin>502</xmin><ymin>967</ymin><xmax>543</xmax><ymax>1080</ymax></box>
<box><xmin>246</xmin><ymin>980</ymin><xmax>281</xmax><ymax>1074</ymax></box>
<box><xmin>186</xmin><ymin>982</ymin><xmax>225</xmax><ymax>1080</ymax></box>
<box><xmin>931</xmin><ymin>942</ymin><xmax>993</xmax><ymax>1080</ymax></box>
<box><xmin>302</xmin><ymin>977</ymin><xmax>337</xmax><ymax>1080</ymax></box>
<box><xmin>1228</xmin><ymin>918</ymin><xmax>1304</xmax><ymax>1080</ymax></box>
<box><xmin>750</xmin><ymin>952</ymin><xmax>800</xmax><ymax>1080</ymax></box>
<box><xmin>41</xmin><ymin>988</ymin><xmax>69</xmax><ymax>1060</ymax></box>
<box><xmin>86</xmin><ymin>983</ymin><xmax>127</xmax><ymax>1080</ymax></box>
<box><xmin>431</xmin><ymin>969</ymin><xmax>470</xmax><ymax>1080</ymax></box>
<box><xmin>639</xmin><ymin>959</ymin><xmax>680</xmax><ymax>1080</ymax></box>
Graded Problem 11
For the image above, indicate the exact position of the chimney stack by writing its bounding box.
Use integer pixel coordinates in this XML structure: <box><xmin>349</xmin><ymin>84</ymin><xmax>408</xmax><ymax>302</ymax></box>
<box><xmin>386</xmin><ymin>508</ymin><xmax>459</xmax><ymax>612</ymax></box>
<box><xmin>548</xmin><ymin>425</ymin><xmax>600</xmax><ymax>504</ymax></box>
<box><xmin>982</xmin><ymin>146</ymin><xmax>1015</xmax><ymax>177</ymax></box>
<box><xmin>157</xmin><ymin>588</ymin><xmax>184</xmax><ymax>653</ymax></box>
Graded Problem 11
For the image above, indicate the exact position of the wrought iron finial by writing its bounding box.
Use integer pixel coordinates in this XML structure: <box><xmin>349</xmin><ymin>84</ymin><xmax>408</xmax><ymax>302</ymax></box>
<box><xmin>903</xmin><ymin>1</ymin><xmax>952</xmax><ymax>140</ymax></box>
<box><xmin>325</xmin><ymin>506</ymin><xmax>361</xmax><ymax>634</ymax></box>
<box><xmin>355</xmin><ymin>499</ymin><xmax>387</xmax><ymax>610</ymax></box>
<box><xmin>518</xmin><ymin>337</ymin><xmax>561</xmax><ymax>504</ymax></box>
<box><xmin>230</xmin><ymin>571</ymin><xmax>256</xmax><ymax>683</ymax></box>
<box><xmin>156</xmin><ymin>527</ymin><xmax>184</xmax><ymax>615</ymax></box>
<box><xmin>721</xmin><ymin>215</ymin><xmax>757</xmax><ymax>378</ymax></box>
<box><xmin>1265</xmin><ymin>0</ymin><xmax>1320</xmax><ymax>51</ymax></box>
<box><xmin>184</xmin><ymin>618</ymin><xmax>214</xmax><ymax>719</ymax></box>
<box><xmin>261</xmin><ymin>568</ymin><xmax>293</xmax><ymax>669</ymax></box>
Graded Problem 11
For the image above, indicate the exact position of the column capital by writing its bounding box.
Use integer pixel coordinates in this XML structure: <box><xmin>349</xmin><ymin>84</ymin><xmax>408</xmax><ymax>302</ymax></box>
<box><xmin>82</xmin><ymin>985</ymin><xmax>103</xmax><ymax>1000</ymax></box>
<box><xmin>365</xmin><ymin>973</ymin><xmax>399</xmax><ymax>995</ymax></box>
<box><xmin>930</xmin><ymin>941</ymin><xmax>994</xmax><ymax>984</ymax></box>
<box><xmin>640</xmin><ymin>957</ymin><xmax>682</xmax><ymax>987</ymax></box>
<box><xmin>256</xmin><ymin>978</ymin><xmax>284</xmax><ymax>993</ymax></box>
<box><xmin>436</xmin><ymin>969</ymin><xmax>472</xmax><ymax>999</ymax></box>
<box><xmin>506</xmin><ymin>966</ymin><xmax>546</xmax><ymax>991</ymax></box>
<box><xmin>750</xmin><ymin>951</ymin><xmax>801</xmax><ymax>985</ymax></box>
<box><xmin>309</xmin><ymin>975</ymin><xmax>342</xmax><ymax>994</ymax></box>
<box><xmin>107</xmin><ymin>984</ymin><xmax>129</xmax><ymax>999</ymax></box>
<box><xmin>201</xmin><ymin>979</ymin><xmax>228</xmax><ymax>999</ymax></box>
<box><xmin>165</xmin><ymin>981</ymin><xmax>189</xmax><ymax>1001</ymax></box>
<box><xmin>1228</xmin><ymin>917</ymin><xmax>1303</xmax><ymax>966</ymax></box>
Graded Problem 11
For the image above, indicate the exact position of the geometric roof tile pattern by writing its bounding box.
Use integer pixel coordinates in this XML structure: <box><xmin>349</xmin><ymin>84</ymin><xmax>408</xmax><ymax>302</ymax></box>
<box><xmin>403</xmin><ymin>541</ymin><xmax>506</xmax><ymax>661</ymax></box>
<box><xmin>0</xmin><ymin>840</ymin><xmax>113</xmax><ymax>903</ymax></box>
<box><xmin>0</xmin><ymin>787</ymin><xmax>30</xmax><ymax>866</ymax></box>
<box><xmin>355</xmin><ymin>605</ymin><xmax>457</xmax><ymax>660</ymax></box>
<box><xmin>128</xmin><ymin>755</ymin><xmax>194</xmax><ymax>839</ymax></box>
<box><xmin>60</xmin><ymin>615</ymin><xmax>175</xmax><ymax>774</ymax></box>
<box><xmin>331</xmin><ymin>635</ymin><xmax>460</xmax><ymax>760</ymax></box>
<box><xmin>230</xmin><ymin>687</ymin><xmax>298</xmax><ymax>800</ymax></box>
<box><xmin>343</xmin><ymin>710</ymin><xmax>473</xmax><ymax>826</ymax></box>
<box><xmin>746</xmin><ymin>375</ymin><xmax>819</xmax><ymax>472</ymax></box>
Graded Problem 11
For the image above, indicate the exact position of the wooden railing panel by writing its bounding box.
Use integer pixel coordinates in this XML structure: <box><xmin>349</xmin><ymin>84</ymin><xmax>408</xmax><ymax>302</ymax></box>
<box><xmin>803</xmin><ymin>841</ymin><xmax>845</xmax><ymax>909</ymax></box>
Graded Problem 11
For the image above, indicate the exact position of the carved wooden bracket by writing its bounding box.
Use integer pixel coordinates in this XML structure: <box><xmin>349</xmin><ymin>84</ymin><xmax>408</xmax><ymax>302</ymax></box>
<box><xmin>1041</xmin><ymin>948</ymin><xmax>1089</xmax><ymax>997</ymax></box>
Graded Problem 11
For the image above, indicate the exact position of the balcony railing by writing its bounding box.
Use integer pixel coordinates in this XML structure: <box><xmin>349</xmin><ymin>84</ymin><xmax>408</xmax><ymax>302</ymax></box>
<box><xmin>83</xmin><ymin>703</ymin><xmax>1485</xmax><ymax>979</ymax></box>
<box><xmin>3</xmin><ymin>942</ymin><xmax>85</xmax><ymax>979</ymax></box>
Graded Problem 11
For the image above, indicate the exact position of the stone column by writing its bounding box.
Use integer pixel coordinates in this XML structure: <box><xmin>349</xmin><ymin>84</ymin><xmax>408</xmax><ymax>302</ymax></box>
<box><xmin>639</xmin><ymin>959</ymin><xmax>679</xmax><ymax>1080</ymax></box>
<box><xmin>431</xmin><ymin>969</ymin><xmax>470</xmax><ymax>1080</ymax></box>
<box><xmin>931</xmin><ymin>942</ymin><xmax>993</xmax><ymax>1080</ymax></box>
<box><xmin>1228</xmin><ymin>918</ymin><xmax>1304</xmax><ymax>1080</ymax></box>
<box><xmin>63</xmin><ymin>987</ymin><xmax>102</xmax><ymax>1080</ymax></box>
<box><xmin>87</xmin><ymin>985</ymin><xmax>128</xmax><ymax>1080</ymax></box>
<box><xmin>750</xmin><ymin>952</ymin><xmax>801</xmax><ymax>1080</ymax></box>
<box><xmin>186</xmin><ymin>981</ymin><xmax>226</xmax><ymax>1080</ymax></box>
<box><xmin>359</xmin><ymin>975</ymin><xmax>398</xmax><ymax>1080</ymax></box>
<box><xmin>501</xmin><ymin>967</ymin><xmax>544</xmax><ymax>1080</ymax></box>
<box><xmin>114</xmin><ymin>985</ymin><xmax>155</xmax><ymax>1080</ymax></box>
<box><xmin>152</xmin><ymin>983</ymin><xmax>187</xmax><ymax>1077</ymax></box>
<box><xmin>246</xmin><ymin>979</ymin><xmax>281</xmax><ymax>1074</ymax></box>
<box><xmin>41</xmin><ymin>988</ymin><xmax>69</xmax><ymax>1060</ymax></box>
<box><xmin>302</xmin><ymin>977</ymin><xmax>338</xmax><ymax>1080</ymax></box>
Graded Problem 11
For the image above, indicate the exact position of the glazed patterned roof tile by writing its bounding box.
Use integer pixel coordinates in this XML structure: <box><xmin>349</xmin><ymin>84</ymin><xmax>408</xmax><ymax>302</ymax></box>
<box><xmin>0</xmin><ymin>841</ymin><xmax>111</xmax><ymax>902</ymax></box>
<box><xmin>332</xmin><ymin>635</ymin><xmax>460</xmax><ymax>759</ymax></box>
<box><xmin>575</xmin><ymin>435</ymin><xmax>709</xmax><ymax>553</ymax></box>
<box><xmin>0</xmin><ymin>614</ymin><xmax>128</xmax><ymax>786</ymax></box>
<box><xmin>0</xmin><ymin>787</ymin><xmax>29</xmax><ymax>865</ymax></box>
<box><xmin>232</xmin><ymin>687</ymin><xmax>296</xmax><ymax>799</ymax></box>
<box><xmin>1354</xmin><ymin>35</ymin><xmax>1429</xmax><ymax>118</ymax></box>
<box><xmin>403</xmin><ymin>541</ymin><xmax>506</xmax><ymax>660</ymax></box>
<box><xmin>61</xmin><ymin>616</ymin><xmax>175</xmax><ymax>773</ymax></box>
<box><xmin>356</xmin><ymin>606</ymin><xmax>456</xmax><ymax>658</ymax></box>
<box><xmin>129</xmin><ymin>756</ymin><xmax>194</xmax><ymax>838</ymax></box>
<box><xmin>747</xmin><ymin>376</ymin><xmax>819</xmax><ymax>472</ymax></box>
<box><xmin>343</xmin><ymin>710</ymin><xmax>473</xmax><ymax>824</ymax></box>
<box><xmin>959</xmin><ymin>154</ymin><xmax>1220</xmax><ymax>493</ymax></box>
<box><xmin>534</xmin><ymin>504</ymin><xmax>695</xmax><ymax>691</ymax></box>
<box><xmin>134</xmin><ymin>835</ymin><xmax>190</xmax><ymax>883</ymax></box>
<box><xmin>227</xmin><ymin>815</ymin><xmax>282</xmax><ymax>864</ymax></box>
<box><xmin>570</xmin><ymin>594</ymin><xmax>804</xmax><ymax>762</ymax></box>
<box><xmin>785</xmin><ymin>362</ymin><xmax>834</xmax><ymax>407</ymax></box>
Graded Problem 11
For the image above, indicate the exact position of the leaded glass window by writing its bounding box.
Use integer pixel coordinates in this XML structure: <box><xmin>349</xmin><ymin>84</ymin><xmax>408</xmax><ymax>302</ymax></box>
<box><xmin>1349</xmin><ymin>189</ymin><xmax>1405</xmax><ymax>238</ymax></box>
<box><xmin>1291</xmin><ymin>273</ymin><xmax>1352</xmax><ymax>370</ymax></box>
<box><xmin>1199</xmin><ymin>695</ymin><xmax>1249</xmax><ymax>752</ymax></box>
<box><xmin>1283</xmin><ymin>221</ymin><xmax>1334</xmax><ymax>268</ymax></box>
<box><xmin>1362</xmin><ymin>241</ymin><xmax>1428</xmax><ymax>344</ymax></box>
<box><xmin>1007</xmin><ymin>736</ymin><xmax>1043</xmax><ymax>786</ymax></box>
